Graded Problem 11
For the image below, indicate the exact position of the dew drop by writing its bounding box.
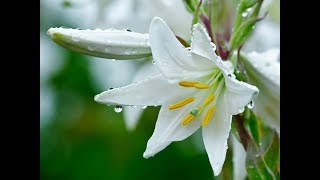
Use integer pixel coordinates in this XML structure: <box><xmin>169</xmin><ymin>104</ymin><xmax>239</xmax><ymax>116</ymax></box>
<box><xmin>242</xmin><ymin>11</ymin><xmax>249</xmax><ymax>17</ymax></box>
<box><xmin>255</xmin><ymin>154</ymin><xmax>259</xmax><ymax>157</ymax></box>
<box><xmin>71</xmin><ymin>36</ymin><xmax>80</xmax><ymax>42</ymax></box>
<box><xmin>141</xmin><ymin>106</ymin><xmax>147</xmax><ymax>109</ymax></box>
<box><xmin>247</xmin><ymin>101</ymin><xmax>255</xmax><ymax>109</ymax></box>
<box><xmin>131</xmin><ymin>105</ymin><xmax>138</xmax><ymax>108</ymax></box>
<box><xmin>242</xmin><ymin>7</ymin><xmax>253</xmax><ymax>17</ymax></box>
<box><xmin>126</xmin><ymin>29</ymin><xmax>132</xmax><ymax>32</ymax></box>
<box><xmin>249</xmin><ymin>165</ymin><xmax>254</xmax><ymax>168</ymax></box>
<box><xmin>259</xmin><ymin>142</ymin><xmax>262</xmax><ymax>146</ymax></box>
<box><xmin>228</xmin><ymin>74</ymin><xmax>232</xmax><ymax>77</ymax></box>
<box><xmin>152</xmin><ymin>60</ymin><xmax>156</xmax><ymax>64</ymax></box>
<box><xmin>108</xmin><ymin>87</ymin><xmax>114</xmax><ymax>90</ymax></box>
<box><xmin>114</xmin><ymin>105</ymin><xmax>123</xmax><ymax>113</ymax></box>
<box><xmin>88</xmin><ymin>46</ymin><xmax>95</xmax><ymax>51</ymax></box>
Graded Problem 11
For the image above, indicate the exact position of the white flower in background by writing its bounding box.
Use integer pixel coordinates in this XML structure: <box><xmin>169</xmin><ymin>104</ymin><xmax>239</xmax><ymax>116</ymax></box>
<box><xmin>242</xmin><ymin>48</ymin><xmax>280</xmax><ymax>133</ymax></box>
<box><xmin>243</xmin><ymin>20</ymin><xmax>280</xmax><ymax>53</ymax></box>
<box><xmin>232</xmin><ymin>135</ymin><xmax>247</xmax><ymax>180</ymax></box>
<box><xmin>94</xmin><ymin>17</ymin><xmax>258</xmax><ymax>175</ymax></box>
<box><xmin>99</xmin><ymin>0</ymin><xmax>193</xmax><ymax>39</ymax></box>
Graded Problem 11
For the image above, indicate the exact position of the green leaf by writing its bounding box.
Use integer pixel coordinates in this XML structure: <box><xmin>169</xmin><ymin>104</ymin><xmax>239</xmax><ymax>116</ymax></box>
<box><xmin>183</xmin><ymin>0</ymin><xmax>199</xmax><ymax>13</ymax></box>
<box><xmin>247</xmin><ymin>110</ymin><xmax>260</xmax><ymax>145</ymax></box>
<box><xmin>229</xmin><ymin>17</ymin><xmax>262</xmax><ymax>50</ymax></box>
<box><xmin>230</xmin><ymin>0</ymin><xmax>264</xmax><ymax>51</ymax></box>
<box><xmin>231</xmin><ymin>117</ymin><xmax>241</xmax><ymax>143</ymax></box>
<box><xmin>192</xmin><ymin>0</ymin><xmax>203</xmax><ymax>25</ymax></box>
<box><xmin>63</xmin><ymin>1</ymin><xmax>72</xmax><ymax>7</ymax></box>
<box><xmin>246</xmin><ymin>138</ymin><xmax>276</xmax><ymax>180</ymax></box>
<box><xmin>263</xmin><ymin>131</ymin><xmax>280</xmax><ymax>173</ymax></box>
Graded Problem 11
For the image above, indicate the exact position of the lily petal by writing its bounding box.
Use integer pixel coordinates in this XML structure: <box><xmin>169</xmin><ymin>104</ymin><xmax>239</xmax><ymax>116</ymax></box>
<box><xmin>47</xmin><ymin>28</ymin><xmax>152</xmax><ymax>60</ymax></box>
<box><xmin>149</xmin><ymin>17</ymin><xmax>214</xmax><ymax>81</ymax></box>
<box><xmin>224</xmin><ymin>74</ymin><xmax>259</xmax><ymax>115</ymax></box>
<box><xmin>190</xmin><ymin>24</ymin><xmax>234</xmax><ymax>74</ymax></box>
<box><xmin>191</xmin><ymin>24</ymin><xmax>217</xmax><ymax>60</ymax></box>
<box><xmin>123</xmin><ymin>62</ymin><xmax>160</xmax><ymax>131</ymax></box>
<box><xmin>202</xmin><ymin>96</ymin><xmax>232</xmax><ymax>176</ymax></box>
<box><xmin>143</xmin><ymin>92</ymin><xmax>205</xmax><ymax>158</ymax></box>
<box><xmin>232</xmin><ymin>135</ymin><xmax>247</xmax><ymax>180</ymax></box>
<box><xmin>123</xmin><ymin>107</ymin><xmax>145</xmax><ymax>131</ymax></box>
<box><xmin>94</xmin><ymin>74</ymin><xmax>194</xmax><ymax>106</ymax></box>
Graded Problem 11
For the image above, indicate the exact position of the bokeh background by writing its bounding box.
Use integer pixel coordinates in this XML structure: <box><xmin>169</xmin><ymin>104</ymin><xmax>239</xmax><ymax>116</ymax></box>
<box><xmin>40</xmin><ymin>0</ymin><xmax>279</xmax><ymax>179</ymax></box>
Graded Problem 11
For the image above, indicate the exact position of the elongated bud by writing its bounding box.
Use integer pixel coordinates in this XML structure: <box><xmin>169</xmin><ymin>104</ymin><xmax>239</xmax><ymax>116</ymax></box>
<box><xmin>47</xmin><ymin>28</ymin><xmax>152</xmax><ymax>60</ymax></box>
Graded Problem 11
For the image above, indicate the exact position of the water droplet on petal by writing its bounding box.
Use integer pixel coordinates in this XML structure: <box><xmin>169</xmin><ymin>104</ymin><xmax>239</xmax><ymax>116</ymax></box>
<box><xmin>152</xmin><ymin>60</ymin><xmax>156</xmax><ymax>64</ymax></box>
<box><xmin>131</xmin><ymin>105</ymin><xmax>138</xmax><ymax>108</ymax></box>
<box><xmin>126</xmin><ymin>29</ymin><xmax>132</xmax><ymax>32</ymax></box>
<box><xmin>141</xmin><ymin>106</ymin><xmax>147</xmax><ymax>109</ymax></box>
<box><xmin>247</xmin><ymin>101</ymin><xmax>255</xmax><ymax>109</ymax></box>
<box><xmin>108</xmin><ymin>87</ymin><xmax>114</xmax><ymax>90</ymax></box>
<box><xmin>88</xmin><ymin>46</ymin><xmax>95</xmax><ymax>51</ymax></box>
<box><xmin>71</xmin><ymin>36</ymin><xmax>80</xmax><ymax>42</ymax></box>
<box><xmin>114</xmin><ymin>105</ymin><xmax>123</xmax><ymax>113</ymax></box>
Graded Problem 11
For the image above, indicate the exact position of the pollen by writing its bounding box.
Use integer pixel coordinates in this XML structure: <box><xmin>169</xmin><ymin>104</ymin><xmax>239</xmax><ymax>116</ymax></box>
<box><xmin>202</xmin><ymin>106</ymin><xmax>215</xmax><ymax>126</ymax></box>
<box><xmin>169</xmin><ymin>97</ymin><xmax>195</xmax><ymax>110</ymax></box>
<box><xmin>194</xmin><ymin>83</ymin><xmax>209</xmax><ymax>89</ymax></box>
<box><xmin>181</xmin><ymin>114</ymin><xmax>195</xmax><ymax>125</ymax></box>
<box><xmin>179</xmin><ymin>81</ymin><xmax>199</xmax><ymax>87</ymax></box>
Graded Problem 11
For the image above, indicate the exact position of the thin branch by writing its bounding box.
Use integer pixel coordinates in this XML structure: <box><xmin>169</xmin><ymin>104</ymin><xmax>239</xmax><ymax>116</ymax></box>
<box><xmin>234</xmin><ymin>114</ymin><xmax>250</xmax><ymax>151</ymax></box>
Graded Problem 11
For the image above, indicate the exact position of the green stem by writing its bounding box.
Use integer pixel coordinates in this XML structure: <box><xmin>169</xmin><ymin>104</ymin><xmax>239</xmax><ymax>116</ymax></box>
<box><xmin>234</xmin><ymin>114</ymin><xmax>250</xmax><ymax>151</ymax></box>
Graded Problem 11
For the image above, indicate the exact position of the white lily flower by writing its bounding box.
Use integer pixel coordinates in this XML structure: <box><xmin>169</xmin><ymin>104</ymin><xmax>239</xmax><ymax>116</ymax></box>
<box><xmin>47</xmin><ymin>27</ymin><xmax>151</xmax><ymax>60</ymax></box>
<box><xmin>94</xmin><ymin>17</ymin><xmax>258</xmax><ymax>175</ymax></box>
<box><xmin>242</xmin><ymin>48</ymin><xmax>280</xmax><ymax>133</ymax></box>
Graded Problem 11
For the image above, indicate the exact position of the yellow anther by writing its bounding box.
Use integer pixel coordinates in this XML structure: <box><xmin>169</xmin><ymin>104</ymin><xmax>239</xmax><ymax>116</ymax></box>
<box><xmin>204</xmin><ymin>94</ymin><xmax>215</xmax><ymax>106</ymax></box>
<box><xmin>181</xmin><ymin>114</ymin><xmax>195</xmax><ymax>125</ymax></box>
<box><xmin>194</xmin><ymin>83</ymin><xmax>209</xmax><ymax>89</ymax></box>
<box><xmin>202</xmin><ymin>106</ymin><xmax>215</xmax><ymax>126</ymax></box>
<box><xmin>179</xmin><ymin>81</ymin><xmax>199</xmax><ymax>87</ymax></box>
<box><xmin>169</xmin><ymin>97</ymin><xmax>195</xmax><ymax>110</ymax></box>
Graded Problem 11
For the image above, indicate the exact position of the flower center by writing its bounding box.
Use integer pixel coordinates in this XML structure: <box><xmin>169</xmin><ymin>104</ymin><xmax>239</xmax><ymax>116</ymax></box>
<box><xmin>168</xmin><ymin>71</ymin><xmax>225</xmax><ymax>126</ymax></box>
